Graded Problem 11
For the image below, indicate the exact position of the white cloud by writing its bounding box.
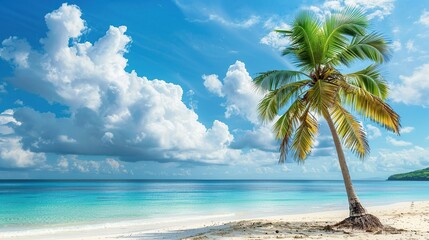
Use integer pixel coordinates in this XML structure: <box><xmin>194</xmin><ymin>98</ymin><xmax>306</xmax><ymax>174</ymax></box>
<box><xmin>0</xmin><ymin>4</ymin><xmax>237</xmax><ymax>165</ymax></box>
<box><xmin>307</xmin><ymin>0</ymin><xmax>395</xmax><ymax>20</ymax></box>
<box><xmin>231</xmin><ymin>124</ymin><xmax>277</xmax><ymax>151</ymax></box>
<box><xmin>0</xmin><ymin>37</ymin><xmax>31</xmax><ymax>68</ymax></box>
<box><xmin>406</xmin><ymin>40</ymin><xmax>417</xmax><ymax>52</ymax></box>
<box><xmin>0</xmin><ymin>109</ymin><xmax>19</xmax><ymax>126</ymax></box>
<box><xmin>202</xmin><ymin>74</ymin><xmax>224</xmax><ymax>97</ymax></box>
<box><xmin>386</xmin><ymin>136</ymin><xmax>412</xmax><ymax>147</ymax></box>
<box><xmin>208</xmin><ymin>14</ymin><xmax>260</xmax><ymax>28</ymax></box>
<box><xmin>58</xmin><ymin>135</ymin><xmax>76</xmax><ymax>143</ymax></box>
<box><xmin>57</xmin><ymin>157</ymin><xmax>69</xmax><ymax>170</ymax></box>
<box><xmin>0</xmin><ymin>4</ymin><xmax>287</xmax><ymax>169</ymax></box>
<box><xmin>390</xmin><ymin>63</ymin><xmax>429</xmax><ymax>106</ymax></box>
<box><xmin>206</xmin><ymin>120</ymin><xmax>234</xmax><ymax>148</ymax></box>
<box><xmin>343</xmin><ymin>0</ymin><xmax>395</xmax><ymax>19</ymax></box>
<box><xmin>56</xmin><ymin>155</ymin><xmax>127</xmax><ymax>174</ymax></box>
<box><xmin>338</xmin><ymin>145</ymin><xmax>429</xmax><ymax>176</ymax></box>
<box><xmin>0</xmin><ymin>109</ymin><xmax>46</xmax><ymax>168</ymax></box>
<box><xmin>0</xmin><ymin>137</ymin><xmax>46</xmax><ymax>168</ymax></box>
<box><xmin>101</xmin><ymin>132</ymin><xmax>114</xmax><ymax>144</ymax></box>
<box><xmin>419</xmin><ymin>10</ymin><xmax>429</xmax><ymax>26</ymax></box>
<box><xmin>205</xmin><ymin>60</ymin><xmax>262</xmax><ymax>124</ymax></box>
<box><xmin>106</xmin><ymin>158</ymin><xmax>120</xmax><ymax>170</ymax></box>
<box><xmin>400</xmin><ymin>126</ymin><xmax>414</xmax><ymax>134</ymax></box>
<box><xmin>41</xmin><ymin>3</ymin><xmax>86</xmax><ymax>54</ymax></box>
<box><xmin>366</xmin><ymin>124</ymin><xmax>381</xmax><ymax>139</ymax></box>
<box><xmin>391</xmin><ymin>40</ymin><xmax>401</xmax><ymax>52</ymax></box>
<box><xmin>260</xmin><ymin>32</ymin><xmax>290</xmax><ymax>50</ymax></box>
<box><xmin>323</xmin><ymin>0</ymin><xmax>343</xmax><ymax>11</ymax></box>
<box><xmin>202</xmin><ymin>61</ymin><xmax>283</xmax><ymax>154</ymax></box>
<box><xmin>376</xmin><ymin>146</ymin><xmax>429</xmax><ymax>171</ymax></box>
<box><xmin>260</xmin><ymin>19</ymin><xmax>291</xmax><ymax>50</ymax></box>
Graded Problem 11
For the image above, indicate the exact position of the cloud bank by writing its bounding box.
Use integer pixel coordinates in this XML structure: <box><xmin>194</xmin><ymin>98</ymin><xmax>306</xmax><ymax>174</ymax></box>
<box><xmin>0</xmin><ymin>3</ymin><xmax>240</xmax><ymax>166</ymax></box>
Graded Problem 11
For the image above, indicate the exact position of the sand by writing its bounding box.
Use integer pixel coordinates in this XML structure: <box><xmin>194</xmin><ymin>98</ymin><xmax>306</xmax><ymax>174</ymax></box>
<box><xmin>184</xmin><ymin>201</ymin><xmax>429</xmax><ymax>240</ymax></box>
<box><xmin>2</xmin><ymin>201</ymin><xmax>429</xmax><ymax>240</ymax></box>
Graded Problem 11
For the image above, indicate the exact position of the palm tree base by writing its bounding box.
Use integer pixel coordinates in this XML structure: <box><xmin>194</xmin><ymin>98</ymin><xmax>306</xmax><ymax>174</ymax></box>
<box><xmin>333</xmin><ymin>214</ymin><xmax>383</xmax><ymax>231</ymax></box>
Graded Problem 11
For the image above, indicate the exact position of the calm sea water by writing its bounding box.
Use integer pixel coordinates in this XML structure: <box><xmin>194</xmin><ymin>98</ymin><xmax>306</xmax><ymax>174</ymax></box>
<box><xmin>1</xmin><ymin>180</ymin><xmax>428</xmax><ymax>230</ymax></box>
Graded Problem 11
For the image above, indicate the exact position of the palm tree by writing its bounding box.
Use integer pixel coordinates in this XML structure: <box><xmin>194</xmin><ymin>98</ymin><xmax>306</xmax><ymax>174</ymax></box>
<box><xmin>254</xmin><ymin>8</ymin><xmax>400</xmax><ymax>230</ymax></box>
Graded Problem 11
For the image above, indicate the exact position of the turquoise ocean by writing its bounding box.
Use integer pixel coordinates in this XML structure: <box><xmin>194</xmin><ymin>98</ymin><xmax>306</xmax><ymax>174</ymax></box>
<box><xmin>1</xmin><ymin>180</ymin><xmax>429</xmax><ymax>232</ymax></box>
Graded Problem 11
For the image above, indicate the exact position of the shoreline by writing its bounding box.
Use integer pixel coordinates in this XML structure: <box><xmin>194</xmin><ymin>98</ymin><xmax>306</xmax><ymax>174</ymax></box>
<box><xmin>1</xmin><ymin>200</ymin><xmax>429</xmax><ymax>239</ymax></box>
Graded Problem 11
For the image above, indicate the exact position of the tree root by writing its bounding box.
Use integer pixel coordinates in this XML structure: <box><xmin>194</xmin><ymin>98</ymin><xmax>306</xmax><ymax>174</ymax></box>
<box><xmin>333</xmin><ymin>214</ymin><xmax>384</xmax><ymax>231</ymax></box>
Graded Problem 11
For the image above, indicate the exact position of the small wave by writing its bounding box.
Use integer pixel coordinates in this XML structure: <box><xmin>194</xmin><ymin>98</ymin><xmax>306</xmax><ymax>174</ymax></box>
<box><xmin>0</xmin><ymin>213</ymin><xmax>236</xmax><ymax>237</ymax></box>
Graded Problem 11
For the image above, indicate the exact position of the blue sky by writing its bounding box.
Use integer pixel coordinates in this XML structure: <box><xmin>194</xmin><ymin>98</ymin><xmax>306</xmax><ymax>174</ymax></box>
<box><xmin>1</xmin><ymin>0</ymin><xmax>429</xmax><ymax>179</ymax></box>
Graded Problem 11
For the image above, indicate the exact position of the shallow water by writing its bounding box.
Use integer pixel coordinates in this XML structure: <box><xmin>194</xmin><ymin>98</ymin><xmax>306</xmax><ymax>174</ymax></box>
<box><xmin>1</xmin><ymin>180</ymin><xmax>428</xmax><ymax>230</ymax></box>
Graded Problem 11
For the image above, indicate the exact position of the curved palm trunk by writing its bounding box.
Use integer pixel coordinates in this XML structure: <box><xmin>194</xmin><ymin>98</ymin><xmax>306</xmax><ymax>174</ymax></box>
<box><xmin>324</xmin><ymin>113</ymin><xmax>366</xmax><ymax>217</ymax></box>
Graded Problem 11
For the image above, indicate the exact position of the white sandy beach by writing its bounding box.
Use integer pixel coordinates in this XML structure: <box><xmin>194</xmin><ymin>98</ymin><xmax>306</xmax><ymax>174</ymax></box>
<box><xmin>2</xmin><ymin>200</ymin><xmax>429</xmax><ymax>240</ymax></box>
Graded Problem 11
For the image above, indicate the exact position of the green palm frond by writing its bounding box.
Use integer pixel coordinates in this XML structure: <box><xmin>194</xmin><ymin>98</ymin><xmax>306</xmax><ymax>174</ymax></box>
<box><xmin>307</xmin><ymin>80</ymin><xmax>339</xmax><ymax>114</ymax></box>
<box><xmin>330</xmin><ymin>102</ymin><xmax>369</xmax><ymax>158</ymax></box>
<box><xmin>334</xmin><ymin>32</ymin><xmax>391</xmax><ymax>66</ymax></box>
<box><xmin>253</xmin><ymin>70</ymin><xmax>310</xmax><ymax>91</ymax></box>
<box><xmin>345</xmin><ymin>65</ymin><xmax>388</xmax><ymax>99</ymax></box>
<box><xmin>274</xmin><ymin>99</ymin><xmax>307</xmax><ymax>163</ymax></box>
<box><xmin>258</xmin><ymin>90</ymin><xmax>278</xmax><ymax>122</ymax></box>
<box><xmin>291</xmin><ymin>107</ymin><xmax>318</xmax><ymax>162</ymax></box>
<box><xmin>280</xmin><ymin>11</ymin><xmax>322</xmax><ymax>70</ymax></box>
<box><xmin>257</xmin><ymin>80</ymin><xmax>311</xmax><ymax>122</ymax></box>
<box><xmin>338</xmin><ymin>81</ymin><xmax>400</xmax><ymax>133</ymax></box>
<box><xmin>322</xmin><ymin>7</ymin><xmax>368</xmax><ymax>62</ymax></box>
<box><xmin>277</xmin><ymin>80</ymin><xmax>312</xmax><ymax>107</ymax></box>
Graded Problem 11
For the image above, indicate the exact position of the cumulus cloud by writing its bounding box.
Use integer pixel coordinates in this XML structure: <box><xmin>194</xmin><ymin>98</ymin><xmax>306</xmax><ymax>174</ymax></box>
<box><xmin>260</xmin><ymin>19</ymin><xmax>291</xmax><ymax>50</ymax></box>
<box><xmin>366</xmin><ymin>124</ymin><xmax>382</xmax><ymax>139</ymax></box>
<box><xmin>202</xmin><ymin>74</ymin><xmax>224</xmax><ymax>97</ymax></box>
<box><xmin>0</xmin><ymin>137</ymin><xmax>46</xmax><ymax>168</ymax></box>
<box><xmin>307</xmin><ymin>0</ymin><xmax>395</xmax><ymax>20</ymax></box>
<box><xmin>0</xmin><ymin>110</ymin><xmax>46</xmax><ymax>168</ymax></box>
<box><xmin>203</xmin><ymin>60</ymin><xmax>262</xmax><ymax>124</ymax></box>
<box><xmin>231</xmin><ymin>125</ymin><xmax>277</xmax><ymax>151</ymax></box>
<box><xmin>390</xmin><ymin>63</ymin><xmax>429</xmax><ymax>106</ymax></box>
<box><xmin>0</xmin><ymin>3</ymin><xmax>287</xmax><ymax>169</ymax></box>
<box><xmin>202</xmin><ymin>61</ymin><xmax>283</xmax><ymax>153</ymax></box>
<box><xmin>419</xmin><ymin>10</ymin><xmax>429</xmax><ymax>26</ymax></box>
<box><xmin>260</xmin><ymin>31</ymin><xmax>290</xmax><ymax>50</ymax></box>
<box><xmin>0</xmin><ymin>3</ymin><xmax>237</xmax><ymax>165</ymax></box>
<box><xmin>386</xmin><ymin>136</ymin><xmax>412</xmax><ymax>147</ymax></box>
